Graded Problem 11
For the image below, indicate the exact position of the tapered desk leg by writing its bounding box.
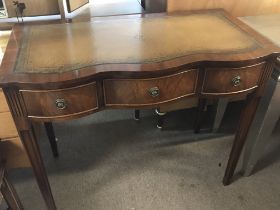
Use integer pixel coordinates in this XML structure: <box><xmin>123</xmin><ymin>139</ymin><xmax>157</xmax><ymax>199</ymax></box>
<box><xmin>223</xmin><ymin>94</ymin><xmax>260</xmax><ymax>185</ymax></box>
<box><xmin>1</xmin><ymin>173</ymin><xmax>24</xmax><ymax>210</ymax></box>
<box><xmin>4</xmin><ymin>89</ymin><xmax>57</xmax><ymax>210</ymax></box>
<box><xmin>20</xmin><ymin>126</ymin><xmax>57</xmax><ymax>210</ymax></box>
<box><xmin>44</xmin><ymin>122</ymin><xmax>59</xmax><ymax>158</ymax></box>
<box><xmin>242</xmin><ymin>78</ymin><xmax>280</xmax><ymax>176</ymax></box>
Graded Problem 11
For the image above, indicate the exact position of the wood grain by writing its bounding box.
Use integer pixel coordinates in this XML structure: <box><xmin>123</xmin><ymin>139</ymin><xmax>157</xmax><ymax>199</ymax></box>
<box><xmin>202</xmin><ymin>62</ymin><xmax>264</xmax><ymax>95</ymax></box>
<box><xmin>167</xmin><ymin>0</ymin><xmax>280</xmax><ymax>17</ymax></box>
<box><xmin>104</xmin><ymin>70</ymin><xmax>198</xmax><ymax>107</ymax></box>
<box><xmin>21</xmin><ymin>82</ymin><xmax>99</xmax><ymax>120</ymax></box>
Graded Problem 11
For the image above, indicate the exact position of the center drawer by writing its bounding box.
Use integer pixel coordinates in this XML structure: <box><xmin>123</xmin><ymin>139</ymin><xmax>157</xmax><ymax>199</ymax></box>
<box><xmin>104</xmin><ymin>70</ymin><xmax>198</xmax><ymax>107</ymax></box>
<box><xmin>20</xmin><ymin>82</ymin><xmax>98</xmax><ymax>120</ymax></box>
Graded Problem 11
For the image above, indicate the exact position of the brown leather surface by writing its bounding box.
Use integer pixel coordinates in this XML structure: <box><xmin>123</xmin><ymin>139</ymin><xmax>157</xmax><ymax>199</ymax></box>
<box><xmin>240</xmin><ymin>14</ymin><xmax>280</xmax><ymax>47</ymax></box>
<box><xmin>15</xmin><ymin>12</ymin><xmax>260</xmax><ymax>74</ymax></box>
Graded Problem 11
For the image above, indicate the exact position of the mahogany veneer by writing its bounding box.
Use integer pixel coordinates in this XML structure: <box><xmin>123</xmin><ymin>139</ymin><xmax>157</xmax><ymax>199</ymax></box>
<box><xmin>104</xmin><ymin>70</ymin><xmax>198</xmax><ymax>107</ymax></box>
<box><xmin>0</xmin><ymin>10</ymin><xmax>279</xmax><ymax>210</ymax></box>
<box><xmin>21</xmin><ymin>82</ymin><xmax>98</xmax><ymax>120</ymax></box>
<box><xmin>202</xmin><ymin>62</ymin><xmax>264</xmax><ymax>95</ymax></box>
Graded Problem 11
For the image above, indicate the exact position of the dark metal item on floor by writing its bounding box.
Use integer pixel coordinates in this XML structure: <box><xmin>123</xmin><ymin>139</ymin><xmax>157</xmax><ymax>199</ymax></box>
<box><xmin>134</xmin><ymin>109</ymin><xmax>140</xmax><ymax>121</ymax></box>
<box><xmin>155</xmin><ymin>109</ymin><xmax>166</xmax><ymax>129</ymax></box>
<box><xmin>0</xmin><ymin>10</ymin><xmax>279</xmax><ymax>210</ymax></box>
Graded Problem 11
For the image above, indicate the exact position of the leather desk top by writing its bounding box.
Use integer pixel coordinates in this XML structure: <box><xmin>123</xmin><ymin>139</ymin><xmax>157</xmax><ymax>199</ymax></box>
<box><xmin>240</xmin><ymin>14</ymin><xmax>280</xmax><ymax>48</ymax></box>
<box><xmin>16</xmin><ymin>11</ymin><xmax>260</xmax><ymax>73</ymax></box>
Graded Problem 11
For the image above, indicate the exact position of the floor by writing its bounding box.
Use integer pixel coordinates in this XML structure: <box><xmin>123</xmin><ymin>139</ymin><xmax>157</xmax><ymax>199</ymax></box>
<box><xmin>69</xmin><ymin>0</ymin><xmax>144</xmax><ymax>19</ymax></box>
<box><xmin>1</xmin><ymin>103</ymin><xmax>280</xmax><ymax>210</ymax></box>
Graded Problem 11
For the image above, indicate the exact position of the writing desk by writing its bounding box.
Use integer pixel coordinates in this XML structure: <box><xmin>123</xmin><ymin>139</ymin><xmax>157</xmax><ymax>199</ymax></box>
<box><xmin>0</xmin><ymin>10</ymin><xmax>279</xmax><ymax>210</ymax></box>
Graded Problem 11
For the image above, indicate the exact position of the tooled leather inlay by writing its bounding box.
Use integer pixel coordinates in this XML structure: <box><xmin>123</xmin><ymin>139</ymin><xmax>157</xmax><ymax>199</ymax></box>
<box><xmin>15</xmin><ymin>12</ymin><xmax>261</xmax><ymax>73</ymax></box>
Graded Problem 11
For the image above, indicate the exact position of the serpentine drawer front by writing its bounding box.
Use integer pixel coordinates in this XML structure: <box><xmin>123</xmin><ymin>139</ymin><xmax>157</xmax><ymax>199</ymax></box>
<box><xmin>104</xmin><ymin>70</ymin><xmax>198</xmax><ymax>107</ymax></box>
<box><xmin>20</xmin><ymin>82</ymin><xmax>98</xmax><ymax>119</ymax></box>
<box><xmin>202</xmin><ymin>62</ymin><xmax>264</xmax><ymax>95</ymax></box>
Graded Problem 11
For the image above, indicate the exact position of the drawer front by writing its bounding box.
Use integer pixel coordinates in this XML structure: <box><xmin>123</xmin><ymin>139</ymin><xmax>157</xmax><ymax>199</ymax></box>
<box><xmin>0</xmin><ymin>89</ymin><xmax>9</xmax><ymax>112</ymax></box>
<box><xmin>202</xmin><ymin>63</ymin><xmax>264</xmax><ymax>95</ymax></box>
<box><xmin>21</xmin><ymin>82</ymin><xmax>98</xmax><ymax>119</ymax></box>
<box><xmin>0</xmin><ymin>112</ymin><xmax>18</xmax><ymax>139</ymax></box>
<box><xmin>104</xmin><ymin>70</ymin><xmax>198</xmax><ymax>106</ymax></box>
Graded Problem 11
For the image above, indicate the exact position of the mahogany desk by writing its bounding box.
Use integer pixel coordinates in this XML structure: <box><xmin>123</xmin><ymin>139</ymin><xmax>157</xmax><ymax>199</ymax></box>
<box><xmin>0</xmin><ymin>10</ymin><xmax>279</xmax><ymax>210</ymax></box>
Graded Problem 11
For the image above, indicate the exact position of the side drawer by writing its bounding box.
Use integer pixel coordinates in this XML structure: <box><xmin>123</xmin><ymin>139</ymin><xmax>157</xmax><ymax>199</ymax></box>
<box><xmin>202</xmin><ymin>62</ymin><xmax>264</xmax><ymax>95</ymax></box>
<box><xmin>0</xmin><ymin>112</ymin><xmax>18</xmax><ymax>139</ymax></box>
<box><xmin>21</xmin><ymin>82</ymin><xmax>98</xmax><ymax>119</ymax></box>
<box><xmin>104</xmin><ymin>70</ymin><xmax>198</xmax><ymax>107</ymax></box>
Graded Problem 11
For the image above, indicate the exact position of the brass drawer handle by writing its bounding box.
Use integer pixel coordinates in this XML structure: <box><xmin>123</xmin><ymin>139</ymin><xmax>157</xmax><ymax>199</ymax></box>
<box><xmin>55</xmin><ymin>98</ymin><xmax>67</xmax><ymax>110</ymax></box>
<box><xmin>149</xmin><ymin>87</ymin><xmax>160</xmax><ymax>97</ymax></box>
<box><xmin>232</xmin><ymin>76</ymin><xmax>241</xmax><ymax>87</ymax></box>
